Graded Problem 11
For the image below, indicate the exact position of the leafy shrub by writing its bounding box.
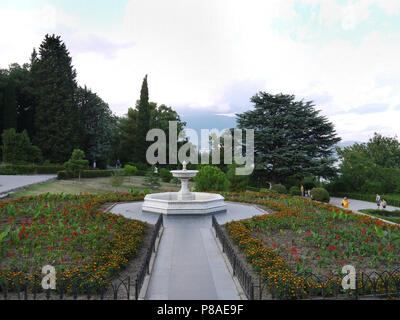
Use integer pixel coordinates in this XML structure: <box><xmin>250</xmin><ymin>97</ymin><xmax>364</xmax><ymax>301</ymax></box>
<box><xmin>289</xmin><ymin>186</ymin><xmax>301</xmax><ymax>196</ymax></box>
<box><xmin>143</xmin><ymin>167</ymin><xmax>161</xmax><ymax>190</ymax></box>
<box><xmin>194</xmin><ymin>165</ymin><xmax>230</xmax><ymax>191</ymax></box>
<box><xmin>259</xmin><ymin>188</ymin><xmax>276</xmax><ymax>195</ymax></box>
<box><xmin>159</xmin><ymin>168</ymin><xmax>173</xmax><ymax>183</ymax></box>
<box><xmin>311</xmin><ymin>187</ymin><xmax>330</xmax><ymax>203</ymax></box>
<box><xmin>64</xmin><ymin>149</ymin><xmax>89</xmax><ymax>180</ymax></box>
<box><xmin>110</xmin><ymin>170</ymin><xmax>125</xmax><ymax>191</ymax></box>
<box><xmin>124</xmin><ymin>165</ymin><xmax>138</xmax><ymax>176</ymax></box>
<box><xmin>226</xmin><ymin>164</ymin><xmax>250</xmax><ymax>191</ymax></box>
<box><xmin>302</xmin><ymin>176</ymin><xmax>317</xmax><ymax>190</ymax></box>
<box><xmin>1</xmin><ymin>128</ymin><xmax>43</xmax><ymax>164</ymax></box>
<box><xmin>271</xmin><ymin>184</ymin><xmax>287</xmax><ymax>194</ymax></box>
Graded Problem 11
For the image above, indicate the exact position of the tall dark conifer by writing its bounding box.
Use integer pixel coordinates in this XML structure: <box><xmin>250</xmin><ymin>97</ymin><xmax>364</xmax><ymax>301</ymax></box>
<box><xmin>136</xmin><ymin>75</ymin><xmax>151</xmax><ymax>162</ymax></box>
<box><xmin>237</xmin><ymin>92</ymin><xmax>341</xmax><ymax>184</ymax></box>
<box><xmin>32</xmin><ymin>34</ymin><xmax>79</xmax><ymax>163</ymax></box>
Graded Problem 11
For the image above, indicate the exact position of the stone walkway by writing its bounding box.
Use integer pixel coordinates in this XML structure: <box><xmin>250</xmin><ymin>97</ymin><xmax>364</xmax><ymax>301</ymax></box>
<box><xmin>330</xmin><ymin>197</ymin><xmax>400</xmax><ymax>214</ymax></box>
<box><xmin>110</xmin><ymin>202</ymin><xmax>267</xmax><ymax>300</ymax></box>
<box><xmin>0</xmin><ymin>175</ymin><xmax>56</xmax><ymax>197</ymax></box>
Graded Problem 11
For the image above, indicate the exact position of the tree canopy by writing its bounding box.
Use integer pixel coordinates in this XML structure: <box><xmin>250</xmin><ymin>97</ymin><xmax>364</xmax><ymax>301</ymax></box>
<box><xmin>236</xmin><ymin>92</ymin><xmax>340</xmax><ymax>185</ymax></box>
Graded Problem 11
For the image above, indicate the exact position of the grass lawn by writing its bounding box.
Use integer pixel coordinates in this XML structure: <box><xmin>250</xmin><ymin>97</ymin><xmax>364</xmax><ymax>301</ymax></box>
<box><xmin>222</xmin><ymin>191</ymin><xmax>400</xmax><ymax>299</ymax></box>
<box><xmin>359</xmin><ymin>209</ymin><xmax>400</xmax><ymax>224</ymax></box>
<box><xmin>9</xmin><ymin>176</ymin><xmax>187</xmax><ymax>198</ymax></box>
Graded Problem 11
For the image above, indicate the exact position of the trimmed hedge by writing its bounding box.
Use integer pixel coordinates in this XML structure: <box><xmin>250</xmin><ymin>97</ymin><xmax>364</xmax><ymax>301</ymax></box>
<box><xmin>289</xmin><ymin>186</ymin><xmax>301</xmax><ymax>196</ymax></box>
<box><xmin>57</xmin><ymin>170</ymin><xmax>114</xmax><ymax>180</ymax></box>
<box><xmin>0</xmin><ymin>164</ymin><xmax>64</xmax><ymax>175</ymax></box>
<box><xmin>271</xmin><ymin>184</ymin><xmax>287</xmax><ymax>194</ymax></box>
<box><xmin>159</xmin><ymin>168</ymin><xmax>172</xmax><ymax>183</ymax></box>
<box><xmin>311</xmin><ymin>187</ymin><xmax>330</xmax><ymax>203</ymax></box>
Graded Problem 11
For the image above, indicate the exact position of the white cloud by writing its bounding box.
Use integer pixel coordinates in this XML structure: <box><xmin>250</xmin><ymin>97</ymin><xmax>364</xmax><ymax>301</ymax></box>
<box><xmin>1</xmin><ymin>0</ymin><xmax>400</xmax><ymax>142</ymax></box>
<box><xmin>375</xmin><ymin>0</ymin><xmax>400</xmax><ymax>15</ymax></box>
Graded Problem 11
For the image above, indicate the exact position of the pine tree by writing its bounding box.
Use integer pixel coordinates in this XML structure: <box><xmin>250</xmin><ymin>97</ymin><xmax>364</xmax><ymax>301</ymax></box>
<box><xmin>32</xmin><ymin>34</ymin><xmax>80</xmax><ymax>163</ymax></box>
<box><xmin>237</xmin><ymin>92</ymin><xmax>341</xmax><ymax>184</ymax></box>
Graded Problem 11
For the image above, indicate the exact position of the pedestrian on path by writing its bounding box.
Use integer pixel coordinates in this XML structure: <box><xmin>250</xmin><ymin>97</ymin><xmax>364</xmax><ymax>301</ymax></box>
<box><xmin>341</xmin><ymin>196</ymin><xmax>350</xmax><ymax>209</ymax></box>
<box><xmin>376</xmin><ymin>194</ymin><xmax>381</xmax><ymax>209</ymax></box>
<box><xmin>381</xmin><ymin>199</ymin><xmax>387</xmax><ymax>209</ymax></box>
<box><xmin>301</xmin><ymin>185</ymin><xmax>304</xmax><ymax>197</ymax></box>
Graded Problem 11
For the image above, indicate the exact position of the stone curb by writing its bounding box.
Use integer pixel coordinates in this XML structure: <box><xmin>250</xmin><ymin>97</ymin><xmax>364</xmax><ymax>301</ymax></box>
<box><xmin>136</xmin><ymin>225</ymin><xmax>164</xmax><ymax>300</ymax></box>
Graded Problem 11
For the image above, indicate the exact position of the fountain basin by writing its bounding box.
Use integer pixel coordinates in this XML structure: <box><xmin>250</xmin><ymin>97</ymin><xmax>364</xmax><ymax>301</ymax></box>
<box><xmin>142</xmin><ymin>192</ymin><xmax>226</xmax><ymax>215</ymax></box>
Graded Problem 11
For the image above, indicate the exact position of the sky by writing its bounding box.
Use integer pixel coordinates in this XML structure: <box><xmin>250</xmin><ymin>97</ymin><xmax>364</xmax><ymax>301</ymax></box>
<box><xmin>1</xmin><ymin>0</ymin><xmax>400</xmax><ymax>142</ymax></box>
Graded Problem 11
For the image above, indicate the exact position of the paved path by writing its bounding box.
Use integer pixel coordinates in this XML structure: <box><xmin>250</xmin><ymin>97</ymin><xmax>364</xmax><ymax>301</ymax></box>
<box><xmin>110</xmin><ymin>202</ymin><xmax>267</xmax><ymax>300</ymax></box>
<box><xmin>0</xmin><ymin>175</ymin><xmax>56</xmax><ymax>196</ymax></box>
<box><xmin>330</xmin><ymin>197</ymin><xmax>400</xmax><ymax>214</ymax></box>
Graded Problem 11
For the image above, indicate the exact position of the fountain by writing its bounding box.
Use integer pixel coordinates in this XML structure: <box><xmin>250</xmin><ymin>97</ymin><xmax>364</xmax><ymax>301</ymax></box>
<box><xmin>142</xmin><ymin>161</ymin><xmax>226</xmax><ymax>215</ymax></box>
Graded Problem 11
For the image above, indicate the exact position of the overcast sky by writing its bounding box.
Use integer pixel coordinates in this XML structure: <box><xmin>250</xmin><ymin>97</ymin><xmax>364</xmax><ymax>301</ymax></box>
<box><xmin>1</xmin><ymin>0</ymin><xmax>400</xmax><ymax>142</ymax></box>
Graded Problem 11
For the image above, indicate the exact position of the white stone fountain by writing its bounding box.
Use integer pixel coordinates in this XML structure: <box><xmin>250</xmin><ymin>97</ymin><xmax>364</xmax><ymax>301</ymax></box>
<box><xmin>142</xmin><ymin>161</ymin><xmax>226</xmax><ymax>215</ymax></box>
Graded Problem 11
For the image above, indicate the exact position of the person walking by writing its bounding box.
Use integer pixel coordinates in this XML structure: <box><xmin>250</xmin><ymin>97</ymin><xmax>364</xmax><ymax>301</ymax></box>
<box><xmin>376</xmin><ymin>194</ymin><xmax>381</xmax><ymax>209</ymax></box>
<box><xmin>381</xmin><ymin>199</ymin><xmax>387</xmax><ymax>209</ymax></box>
<box><xmin>341</xmin><ymin>196</ymin><xmax>350</xmax><ymax>209</ymax></box>
<box><xmin>301</xmin><ymin>185</ymin><xmax>304</xmax><ymax>197</ymax></box>
<box><xmin>116</xmin><ymin>159</ymin><xmax>121</xmax><ymax>169</ymax></box>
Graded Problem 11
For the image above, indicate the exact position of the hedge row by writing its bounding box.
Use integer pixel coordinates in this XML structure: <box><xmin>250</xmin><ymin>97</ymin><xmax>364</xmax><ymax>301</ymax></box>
<box><xmin>57</xmin><ymin>170</ymin><xmax>114</xmax><ymax>180</ymax></box>
<box><xmin>0</xmin><ymin>164</ymin><xmax>65</xmax><ymax>175</ymax></box>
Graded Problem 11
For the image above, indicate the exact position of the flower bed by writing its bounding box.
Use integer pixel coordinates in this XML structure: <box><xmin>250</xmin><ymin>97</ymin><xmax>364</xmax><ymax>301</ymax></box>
<box><xmin>222</xmin><ymin>191</ymin><xmax>400</xmax><ymax>299</ymax></box>
<box><xmin>0</xmin><ymin>192</ymin><xmax>146</xmax><ymax>293</ymax></box>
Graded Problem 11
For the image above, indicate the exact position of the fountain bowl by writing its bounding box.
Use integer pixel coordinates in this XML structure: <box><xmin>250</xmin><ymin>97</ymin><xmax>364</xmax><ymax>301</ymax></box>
<box><xmin>142</xmin><ymin>192</ymin><xmax>226</xmax><ymax>215</ymax></box>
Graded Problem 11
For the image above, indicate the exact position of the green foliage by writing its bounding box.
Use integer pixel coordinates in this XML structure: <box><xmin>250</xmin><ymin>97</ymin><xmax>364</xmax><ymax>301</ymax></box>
<box><xmin>301</xmin><ymin>176</ymin><xmax>317</xmax><ymax>190</ymax></box>
<box><xmin>32</xmin><ymin>34</ymin><xmax>80</xmax><ymax>163</ymax></box>
<box><xmin>259</xmin><ymin>188</ymin><xmax>276</xmax><ymax>195</ymax></box>
<box><xmin>64</xmin><ymin>149</ymin><xmax>89</xmax><ymax>179</ymax></box>
<box><xmin>194</xmin><ymin>165</ymin><xmax>230</xmax><ymax>191</ymax></box>
<box><xmin>289</xmin><ymin>186</ymin><xmax>301</xmax><ymax>196</ymax></box>
<box><xmin>159</xmin><ymin>168</ymin><xmax>172</xmax><ymax>183</ymax></box>
<box><xmin>110</xmin><ymin>170</ymin><xmax>125</xmax><ymax>191</ymax></box>
<box><xmin>124</xmin><ymin>164</ymin><xmax>138</xmax><ymax>176</ymax></box>
<box><xmin>226</xmin><ymin>163</ymin><xmax>250</xmax><ymax>191</ymax></box>
<box><xmin>118</xmin><ymin>100</ymin><xmax>186</xmax><ymax>164</ymax></box>
<box><xmin>0</xmin><ymin>164</ymin><xmax>63</xmax><ymax>175</ymax></box>
<box><xmin>76</xmin><ymin>86</ymin><xmax>115</xmax><ymax>165</ymax></box>
<box><xmin>1</xmin><ymin>128</ymin><xmax>42</xmax><ymax>164</ymax></box>
<box><xmin>311</xmin><ymin>187</ymin><xmax>330</xmax><ymax>203</ymax></box>
<box><xmin>143</xmin><ymin>166</ymin><xmax>161</xmax><ymax>190</ymax></box>
<box><xmin>236</xmin><ymin>92</ymin><xmax>340</xmax><ymax>184</ymax></box>
<box><xmin>271</xmin><ymin>184</ymin><xmax>287</xmax><ymax>194</ymax></box>
<box><xmin>334</xmin><ymin>134</ymin><xmax>400</xmax><ymax>194</ymax></box>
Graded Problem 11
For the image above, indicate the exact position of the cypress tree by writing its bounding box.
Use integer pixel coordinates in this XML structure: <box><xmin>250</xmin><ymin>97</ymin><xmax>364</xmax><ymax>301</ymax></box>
<box><xmin>32</xmin><ymin>34</ymin><xmax>79</xmax><ymax>163</ymax></box>
<box><xmin>136</xmin><ymin>75</ymin><xmax>151</xmax><ymax>163</ymax></box>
